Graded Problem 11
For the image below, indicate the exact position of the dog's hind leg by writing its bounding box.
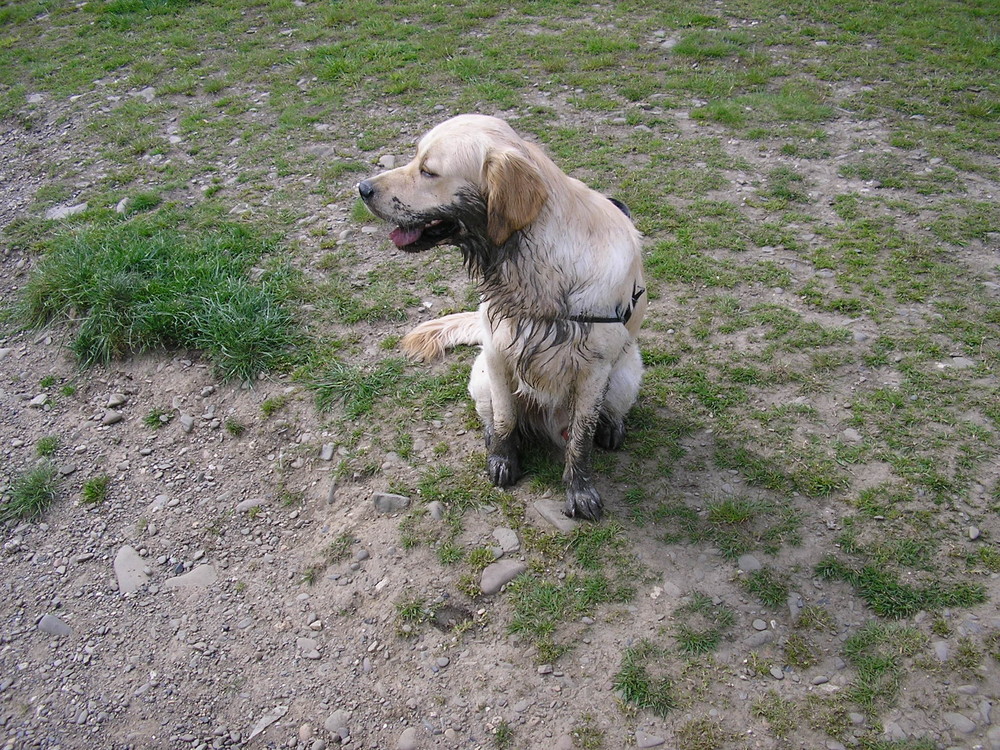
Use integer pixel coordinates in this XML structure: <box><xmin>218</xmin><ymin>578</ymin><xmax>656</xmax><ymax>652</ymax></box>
<box><xmin>595</xmin><ymin>341</ymin><xmax>643</xmax><ymax>450</ymax></box>
<box><xmin>470</xmin><ymin>350</ymin><xmax>522</xmax><ymax>487</ymax></box>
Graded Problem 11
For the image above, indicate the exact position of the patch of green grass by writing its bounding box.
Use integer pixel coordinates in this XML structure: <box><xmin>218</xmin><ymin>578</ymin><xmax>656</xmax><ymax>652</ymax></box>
<box><xmin>783</xmin><ymin>632</ymin><xmax>819</xmax><ymax>668</ymax></box>
<box><xmin>817</xmin><ymin>556</ymin><xmax>986</xmax><ymax>618</ymax></box>
<box><xmin>752</xmin><ymin>690</ymin><xmax>798</xmax><ymax>739</ymax></box>
<box><xmin>612</xmin><ymin>640</ymin><xmax>677</xmax><ymax>718</ymax></box>
<box><xmin>675</xmin><ymin>717</ymin><xmax>732</xmax><ymax>750</ymax></box>
<box><xmin>325</xmin><ymin>533</ymin><xmax>355</xmax><ymax>563</ymax></box>
<box><xmin>843</xmin><ymin>621</ymin><xmax>926</xmax><ymax>714</ymax></box>
<box><xmin>705</xmin><ymin>497</ymin><xmax>801</xmax><ymax>558</ymax></box>
<box><xmin>143</xmin><ymin>407</ymin><xmax>172</xmax><ymax>428</ymax></box>
<box><xmin>81</xmin><ymin>474</ymin><xmax>110</xmax><ymax>506</ymax></box>
<box><xmin>20</xmin><ymin>213</ymin><xmax>299</xmax><ymax>382</ymax></box>
<box><xmin>260</xmin><ymin>394</ymin><xmax>289</xmax><ymax>418</ymax></box>
<box><xmin>568</xmin><ymin>522</ymin><xmax>627</xmax><ymax>570</ymax></box>
<box><xmin>740</xmin><ymin>567</ymin><xmax>790</xmax><ymax>608</ymax></box>
<box><xmin>1</xmin><ymin>463</ymin><xmax>60</xmax><ymax>522</ymax></box>
<box><xmin>507</xmin><ymin>572</ymin><xmax>632</xmax><ymax>652</ymax></box>
<box><xmin>224</xmin><ymin>418</ymin><xmax>246</xmax><ymax>437</ymax></box>
<box><xmin>36</xmin><ymin>436</ymin><xmax>59</xmax><ymax>457</ymax></box>
<box><xmin>672</xmin><ymin>591</ymin><xmax>735</xmax><ymax>655</ymax></box>
<box><xmin>312</xmin><ymin>358</ymin><xmax>409</xmax><ymax>418</ymax></box>
<box><xmin>492</xmin><ymin>720</ymin><xmax>515</xmax><ymax>750</ymax></box>
<box><xmin>570</xmin><ymin>715</ymin><xmax>605</xmax><ymax>750</ymax></box>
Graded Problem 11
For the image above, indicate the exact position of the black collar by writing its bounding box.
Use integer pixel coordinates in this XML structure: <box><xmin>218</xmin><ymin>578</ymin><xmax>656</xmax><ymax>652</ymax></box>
<box><xmin>568</xmin><ymin>282</ymin><xmax>645</xmax><ymax>325</ymax></box>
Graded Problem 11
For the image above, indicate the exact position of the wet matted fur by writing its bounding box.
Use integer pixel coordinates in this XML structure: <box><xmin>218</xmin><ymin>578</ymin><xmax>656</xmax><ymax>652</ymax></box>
<box><xmin>358</xmin><ymin>114</ymin><xmax>646</xmax><ymax>520</ymax></box>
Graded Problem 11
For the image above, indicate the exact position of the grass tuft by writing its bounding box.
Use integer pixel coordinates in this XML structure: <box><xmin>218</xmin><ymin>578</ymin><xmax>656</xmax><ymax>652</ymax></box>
<box><xmin>2</xmin><ymin>463</ymin><xmax>60</xmax><ymax>522</ymax></box>
<box><xmin>81</xmin><ymin>474</ymin><xmax>110</xmax><ymax>505</ymax></box>
<box><xmin>612</xmin><ymin>640</ymin><xmax>677</xmax><ymax>717</ymax></box>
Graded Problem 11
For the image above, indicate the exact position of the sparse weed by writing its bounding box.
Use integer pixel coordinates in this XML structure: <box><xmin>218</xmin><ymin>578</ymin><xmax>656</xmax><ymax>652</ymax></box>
<box><xmin>81</xmin><ymin>474</ymin><xmax>110</xmax><ymax>506</ymax></box>
<box><xmin>36</xmin><ymin>436</ymin><xmax>59</xmax><ymax>457</ymax></box>
<box><xmin>143</xmin><ymin>408</ymin><xmax>173</xmax><ymax>428</ymax></box>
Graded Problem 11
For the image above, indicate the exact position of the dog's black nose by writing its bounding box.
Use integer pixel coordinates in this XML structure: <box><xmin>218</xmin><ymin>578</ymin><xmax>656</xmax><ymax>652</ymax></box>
<box><xmin>358</xmin><ymin>180</ymin><xmax>375</xmax><ymax>200</ymax></box>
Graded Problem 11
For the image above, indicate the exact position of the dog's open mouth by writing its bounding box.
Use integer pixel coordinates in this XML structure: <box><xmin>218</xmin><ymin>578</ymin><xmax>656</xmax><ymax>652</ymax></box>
<box><xmin>389</xmin><ymin>218</ymin><xmax>458</xmax><ymax>252</ymax></box>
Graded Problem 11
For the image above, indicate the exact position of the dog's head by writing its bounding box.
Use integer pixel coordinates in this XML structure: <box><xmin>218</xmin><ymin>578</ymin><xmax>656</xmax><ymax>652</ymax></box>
<box><xmin>358</xmin><ymin>114</ymin><xmax>549</xmax><ymax>251</ymax></box>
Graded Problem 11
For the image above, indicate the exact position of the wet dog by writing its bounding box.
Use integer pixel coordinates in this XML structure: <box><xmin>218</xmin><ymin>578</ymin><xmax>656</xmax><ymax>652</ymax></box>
<box><xmin>359</xmin><ymin>114</ymin><xmax>646</xmax><ymax>520</ymax></box>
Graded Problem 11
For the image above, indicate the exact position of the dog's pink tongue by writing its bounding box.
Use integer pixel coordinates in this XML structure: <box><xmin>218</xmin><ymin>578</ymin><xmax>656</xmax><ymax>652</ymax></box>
<box><xmin>390</xmin><ymin>226</ymin><xmax>421</xmax><ymax>248</ymax></box>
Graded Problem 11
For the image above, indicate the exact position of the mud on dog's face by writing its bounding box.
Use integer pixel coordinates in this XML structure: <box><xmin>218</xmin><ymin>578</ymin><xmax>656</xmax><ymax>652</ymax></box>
<box><xmin>357</xmin><ymin>114</ymin><xmax>548</xmax><ymax>251</ymax></box>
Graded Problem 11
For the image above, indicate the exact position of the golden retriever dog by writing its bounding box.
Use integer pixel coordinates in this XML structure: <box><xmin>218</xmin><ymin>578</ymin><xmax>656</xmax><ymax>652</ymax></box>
<box><xmin>358</xmin><ymin>114</ymin><xmax>646</xmax><ymax>520</ymax></box>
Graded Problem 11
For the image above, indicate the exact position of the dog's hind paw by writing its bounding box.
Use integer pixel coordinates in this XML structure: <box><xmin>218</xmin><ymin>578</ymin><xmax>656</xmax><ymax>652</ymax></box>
<box><xmin>595</xmin><ymin>415</ymin><xmax>626</xmax><ymax>451</ymax></box>
<box><xmin>564</xmin><ymin>481</ymin><xmax>603</xmax><ymax>521</ymax></box>
<box><xmin>487</xmin><ymin>452</ymin><xmax>521</xmax><ymax>488</ymax></box>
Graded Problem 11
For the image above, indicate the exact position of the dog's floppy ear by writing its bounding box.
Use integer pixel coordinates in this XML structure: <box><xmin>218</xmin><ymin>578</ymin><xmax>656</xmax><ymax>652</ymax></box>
<box><xmin>483</xmin><ymin>149</ymin><xmax>547</xmax><ymax>245</ymax></box>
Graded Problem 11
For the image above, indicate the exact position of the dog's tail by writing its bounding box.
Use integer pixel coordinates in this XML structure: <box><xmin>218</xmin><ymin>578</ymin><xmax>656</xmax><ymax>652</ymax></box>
<box><xmin>401</xmin><ymin>311</ymin><xmax>483</xmax><ymax>362</ymax></box>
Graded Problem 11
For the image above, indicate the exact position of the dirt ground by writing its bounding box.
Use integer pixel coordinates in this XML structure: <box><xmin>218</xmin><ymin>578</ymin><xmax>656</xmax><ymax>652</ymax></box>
<box><xmin>2</xmin><ymin>79</ymin><xmax>999</xmax><ymax>750</ymax></box>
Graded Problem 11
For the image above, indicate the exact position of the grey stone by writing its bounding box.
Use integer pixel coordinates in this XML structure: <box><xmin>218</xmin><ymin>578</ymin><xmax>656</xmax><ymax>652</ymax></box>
<box><xmin>752</xmin><ymin>619</ymin><xmax>768</xmax><ymax>631</ymax></box>
<box><xmin>883</xmin><ymin>721</ymin><xmax>906</xmax><ymax>740</ymax></box>
<box><xmin>480</xmin><ymin>559</ymin><xmax>526</xmax><ymax>595</ymax></box>
<box><xmin>787</xmin><ymin>591</ymin><xmax>804</xmax><ymax>622</ymax></box>
<box><xmin>738</xmin><ymin>554</ymin><xmax>762</xmax><ymax>572</ymax></box>
<box><xmin>948</xmin><ymin>356</ymin><xmax>976</xmax><ymax>369</ymax></box>
<box><xmin>114</xmin><ymin>545</ymin><xmax>149</xmax><ymax>594</ymax></box>
<box><xmin>933</xmin><ymin>640</ymin><xmax>950</xmax><ymax>662</ymax></box>
<box><xmin>378</xmin><ymin>155</ymin><xmax>397</xmax><ymax>169</ymax></box>
<box><xmin>396</xmin><ymin>727</ymin><xmax>417</xmax><ymax>750</ymax></box>
<box><xmin>841</xmin><ymin>428</ymin><xmax>862</xmax><ymax>442</ymax></box>
<box><xmin>532</xmin><ymin>499</ymin><xmax>578</xmax><ymax>532</ymax></box>
<box><xmin>986</xmin><ymin>726</ymin><xmax>1000</xmax><ymax>750</ymax></box>
<box><xmin>179</xmin><ymin>414</ymin><xmax>195</xmax><ymax>433</ymax></box>
<box><xmin>812</xmin><ymin>675</ymin><xmax>830</xmax><ymax>685</ymax></box>
<box><xmin>427</xmin><ymin>501</ymin><xmax>445</xmax><ymax>520</ymax></box>
<box><xmin>747</xmin><ymin>630</ymin><xmax>774</xmax><ymax>648</ymax></box>
<box><xmin>164</xmin><ymin>564</ymin><xmax>217</xmax><ymax>589</ymax></box>
<box><xmin>29</xmin><ymin>394</ymin><xmax>48</xmax><ymax>408</ymax></box>
<box><xmin>324</xmin><ymin>709</ymin><xmax>352</xmax><ymax>734</ymax></box>
<box><xmin>101</xmin><ymin>410</ymin><xmax>123</xmax><ymax>426</ymax></box>
<box><xmin>45</xmin><ymin>202</ymin><xmax>88</xmax><ymax>220</ymax></box>
<box><xmin>374</xmin><ymin>492</ymin><xmax>410</xmax><ymax>514</ymax></box>
<box><xmin>320</xmin><ymin>443</ymin><xmax>335</xmax><ymax>461</ymax></box>
<box><xmin>297</xmin><ymin>637</ymin><xmax>320</xmax><ymax>659</ymax></box>
<box><xmin>236</xmin><ymin>497</ymin><xmax>264</xmax><ymax>513</ymax></box>
<box><xmin>107</xmin><ymin>393</ymin><xmax>127</xmax><ymax>408</ymax></box>
<box><xmin>769</xmin><ymin>666</ymin><xmax>785</xmax><ymax>680</ymax></box>
<box><xmin>943</xmin><ymin>712</ymin><xmax>975</xmax><ymax>733</ymax></box>
<box><xmin>38</xmin><ymin>614</ymin><xmax>72</xmax><ymax>637</ymax></box>
<box><xmin>247</xmin><ymin>705</ymin><xmax>288</xmax><ymax>742</ymax></box>
<box><xmin>969</xmin><ymin>526</ymin><xmax>981</xmax><ymax>540</ymax></box>
<box><xmin>635</xmin><ymin>731</ymin><xmax>665</xmax><ymax>748</ymax></box>
<box><xmin>492</xmin><ymin>527</ymin><xmax>520</xmax><ymax>553</ymax></box>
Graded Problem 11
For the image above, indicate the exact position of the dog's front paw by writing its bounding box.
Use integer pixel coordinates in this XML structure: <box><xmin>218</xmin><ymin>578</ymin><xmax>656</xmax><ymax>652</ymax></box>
<box><xmin>564</xmin><ymin>480</ymin><xmax>603</xmax><ymax>521</ymax></box>
<box><xmin>487</xmin><ymin>452</ymin><xmax>521</xmax><ymax>487</ymax></box>
<box><xmin>595</xmin><ymin>415</ymin><xmax>626</xmax><ymax>451</ymax></box>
